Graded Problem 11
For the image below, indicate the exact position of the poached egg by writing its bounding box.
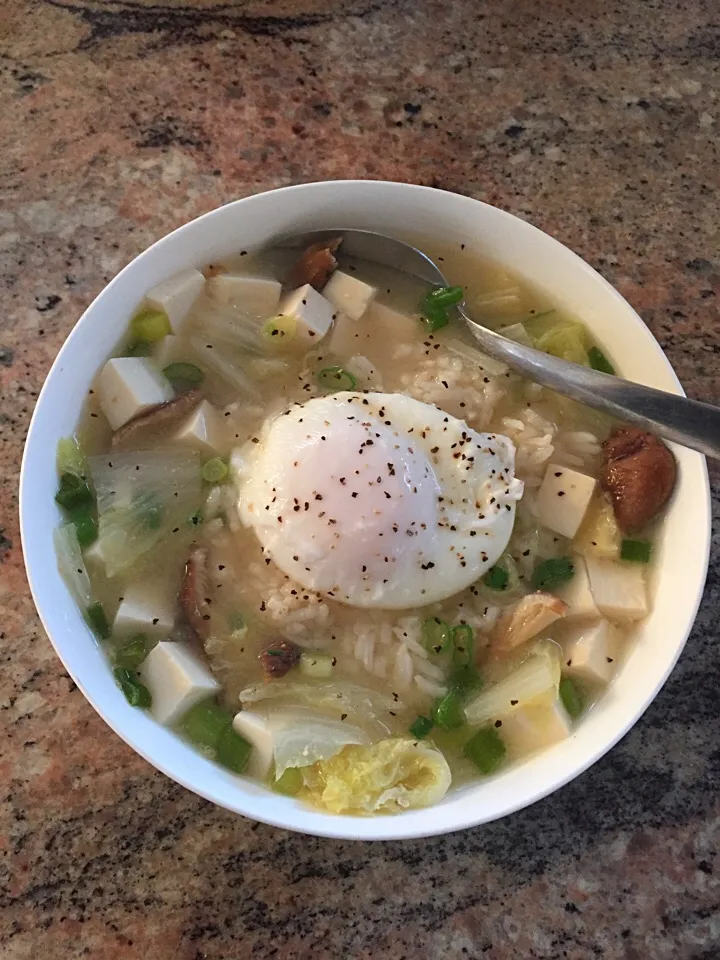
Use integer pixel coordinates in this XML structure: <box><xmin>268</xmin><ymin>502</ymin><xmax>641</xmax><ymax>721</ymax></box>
<box><xmin>236</xmin><ymin>392</ymin><xmax>523</xmax><ymax>609</ymax></box>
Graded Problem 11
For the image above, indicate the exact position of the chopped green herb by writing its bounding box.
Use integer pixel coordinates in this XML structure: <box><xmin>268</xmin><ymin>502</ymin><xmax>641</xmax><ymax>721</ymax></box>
<box><xmin>451</xmin><ymin>623</ymin><xmax>474</xmax><ymax>667</ymax></box>
<box><xmin>70</xmin><ymin>503</ymin><xmax>98</xmax><ymax>548</ymax></box>
<box><xmin>55</xmin><ymin>472</ymin><xmax>93</xmax><ymax>510</ymax></box>
<box><xmin>532</xmin><ymin>556</ymin><xmax>575</xmax><ymax>591</ymax></box>
<box><xmin>483</xmin><ymin>564</ymin><xmax>509</xmax><ymax>591</ymax></box>
<box><xmin>432</xmin><ymin>691</ymin><xmax>465</xmax><ymax>731</ymax></box>
<box><xmin>262</xmin><ymin>314</ymin><xmax>296</xmax><ymax>342</ymax></box>
<box><xmin>409</xmin><ymin>715</ymin><xmax>434</xmax><ymax>739</ymax></box>
<box><xmin>273</xmin><ymin>766</ymin><xmax>303</xmax><ymax>795</ymax></box>
<box><xmin>130</xmin><ymin>306</ymin><xmax>171</xmax><ymax>343</ymax></box>
<box><xmin>299</xmin><ymin>651</ymin><xmax>335</xmax><ymax>678</ymax></box>
<box><xmin>588</xmin><ymin>346</ymin><xmax>616</xmax><ymax>375</ymax></box>
<box><xmin>559</xmin><ymin>677</ymin><xmax>585</xmax><ymax>718</ymax></box>
<box><xmin>163</xmin><ymin>362</ymin><xmax>204</xmax><ymax>388</ymax></box>
<box><xmin>217</xmin><ymin>724</ymin><xmax>252</xmax><ymax>773</ymax></box>
<box><xmin>421</xmin><ymin>616</ymin><xmax>451</xmax><ymax>655</ymax></box>
<box><xmin>181</xmin><ymin>698</ymin><xmax>233</xmax><ymax>750</ymax></box>
<box><xmin>449</xmin><ymin>664</ymin><xmax>483</xmax><ymax>695</ymax></box>
<box><xmin>114</xmin><ymin>634</ymin><xmax>150</xmax><ymax>670</ymax></box>
<box><xmin>85</xmin><ymin>601</ymin><xmax>110</xmax><ymax>639</ymax></box>
<box><xmin>464</xmin><ymin>726</ymin><xmax>506</xmax><ymax>774</ymax></box>
<box><xmin>620</xmin><ymin>539</ymin><xmax>652</xmax><ymax>563</ymax></box>
<box><xmin>317</xmin><ymin>366</ymin><xmax>357</xmax><ymax>391</ymax></box>
<box><xmin>420</xmin><ymin>299</ymin><xmax>450</xmax><ymax>331</ymax></box>
<box><xmin>425</xmin><ymin>285</ymin><xmax>464</xmax><ymax>308</ymax></box>
<box><xmin>113</xmin><ymin>668</ymin><xmax>152</xmax><ymax>708</ymax></box>
<box><xmin>201</xmin><ymin>457</ymin><xmax>229</xmax><ymax>484</ymax></box>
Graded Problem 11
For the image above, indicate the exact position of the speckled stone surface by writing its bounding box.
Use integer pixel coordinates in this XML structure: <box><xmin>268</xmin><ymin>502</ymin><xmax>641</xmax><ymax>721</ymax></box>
<box><xmin>1</xmin><ymin>1</ymin><xmax>719</xmax><ymax>957</ymax></box>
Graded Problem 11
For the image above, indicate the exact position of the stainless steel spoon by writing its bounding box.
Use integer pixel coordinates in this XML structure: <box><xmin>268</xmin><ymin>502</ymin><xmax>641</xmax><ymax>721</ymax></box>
<box><xmin>277</xmin><ymin>228</ymin><xmax>720</xmax><ymax>459</ymax></box>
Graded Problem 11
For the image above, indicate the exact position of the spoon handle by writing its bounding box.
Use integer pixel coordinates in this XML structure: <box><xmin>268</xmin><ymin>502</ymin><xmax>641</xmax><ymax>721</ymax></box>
<box><xmin>464</xmin><ymin>314</ymin><xmax>720</xmax><ymax>459</ymax></box>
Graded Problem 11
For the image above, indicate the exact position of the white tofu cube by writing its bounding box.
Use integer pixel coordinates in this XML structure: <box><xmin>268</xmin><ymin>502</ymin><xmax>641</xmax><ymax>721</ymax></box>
<box><xmin>562</xmin><ymin>619</ymin><xmax>617</xmax><ymax>685</ymax></box>
<box><xmin>145</xmin><ymin>268</ymin><xmax>205</xmax><ymax>334</ymax></box>
<box><xmin>585</xmin><ymin>557</ymin><xmax>648</xmax><ymax>621</ymax></box>
<box><xmin>175</xmin><ymin>400</ymin><xmax>229</xmax><ymax>457</ymax></box>
<box><xmin>207</xmin><ymin>274</ymin><xmax>281</xmax><ymax>320</ymax></box>
<box><xmin>279</xmin><ymin>284</ymin><xmax>335</xmax><ymax>345</ymax></box>
<box><xmin>536</xmin><ymin>463</ymin><xmax>597</xmax><ymax>539</ymax></box>
<box><xmin>233</xmin><ymin>710</ymin><xmax>274</xmax><ymax>780</ymax></box>
<box><xmin>323</xmin><ymin>270</ymin><xmax>377</xmax><ymax>321</ymax></box>
<box><xmin>139</xmin><ymin>641</ymin><xmax>219</xmax><ymax>726</ymax></box>
<box><xmin>556</xmin><ymin>555</ymin><xmax>601</xmax><ymax>621</ymax></box>
<box><xmin>499</xmin><ymin>698</ymin><xmax>573</xmax><ymax>757</ymax></box>
<box><xmin>113</xmin><ymin>581</ymin><xmax>176</xmax><ymax>639</ymax></box>
<box><xmin>96</xmin><ymin>357</ymin><xmax>174</xmax><ymax>431</ymax></box>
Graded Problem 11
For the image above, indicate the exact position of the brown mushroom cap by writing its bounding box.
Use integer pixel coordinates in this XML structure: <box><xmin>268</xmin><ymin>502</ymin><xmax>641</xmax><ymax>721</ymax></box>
<box><xmin>286</xmin><ymin>237</ymin><xmax>342</xmax><ymax>291</ymax></box>
<box><xmin>600</xmin><ymin>426</ymin><xmax>677</xmax><ymax>534</ymax></box>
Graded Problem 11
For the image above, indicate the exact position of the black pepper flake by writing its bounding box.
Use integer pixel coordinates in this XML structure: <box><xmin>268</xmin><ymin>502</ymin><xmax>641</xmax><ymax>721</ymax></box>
<box><xmin>494</xmin><ymin>719</ymin><xmax>502</xmax><ymax>728</ymax></box>
<box><xmin>510</xmin><ymin>699</ymin><xmax>518</xmax><ymax>705</ymax></box>
<box><xmin>557</xmin><ymin>491</ymin><xmax>566</xmax><ymax>497</ymax></box>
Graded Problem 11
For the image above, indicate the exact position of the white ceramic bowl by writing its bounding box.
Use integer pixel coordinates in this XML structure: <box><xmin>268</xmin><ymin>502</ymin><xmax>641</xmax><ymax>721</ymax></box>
<box><xmin>20</xmin><ymin>181</ymin><xmax>711</xmax><ymax>840</ymax></box>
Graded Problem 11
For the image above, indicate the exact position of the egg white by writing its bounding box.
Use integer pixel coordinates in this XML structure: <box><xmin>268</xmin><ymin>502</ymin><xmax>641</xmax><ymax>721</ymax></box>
<box><xmin>236</xmin><ymin>392</ymin><xmax>523</xmax><ymax>609</ymax></box>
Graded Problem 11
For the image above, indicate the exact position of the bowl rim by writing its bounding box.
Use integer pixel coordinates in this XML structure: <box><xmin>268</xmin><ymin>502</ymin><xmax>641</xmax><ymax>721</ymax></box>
<box><xmin>20</xmin><ymin>179</ymin><xmax>711</xmax><ymax>840</ymax></box>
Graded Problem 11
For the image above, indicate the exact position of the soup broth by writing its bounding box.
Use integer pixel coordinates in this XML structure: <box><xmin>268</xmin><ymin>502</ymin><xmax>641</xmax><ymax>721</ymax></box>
<box><xmin>55</xmin><ymin>234</ymin><xmax>673</xmax><ymax>815</ymax></box>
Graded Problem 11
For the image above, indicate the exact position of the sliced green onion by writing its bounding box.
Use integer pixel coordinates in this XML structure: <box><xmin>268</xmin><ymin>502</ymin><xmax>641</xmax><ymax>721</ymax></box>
<box><xmin>70</xmin><ymin>503</ymin><xmax>98</xmax><ymax>548</ymax></box>
<box><xmin>130</xmin><ymin>306</ymin><xmax>171</xmax><ymax>343</ymax></box>
<box><xmin>420</xmin><ymin>300</ymin><xmax>450</xmax><ymax>331</ymax></box>
<box><xmin>532</xmin><ymin>556</ymin><xmax>575</xmax><ymax>591</ymax></box>
<box><xmin>201</xmin><ymin>457</ymin><xmax>229</xmax><ymax>484</ymax></box>
<box><xmin>426</xmin><ymin>285</ymin><xmax>464</xmax><ymax>308</ymax></box>
<box><xmin>559</xmin><ymin>677</ymin><xmax>585</xmax><ymax>719</ymax></box>
<box><xmin>432</xmin><ymin>691</ymin><xmax>465</xmax><ymax>730</ymax></box>
<box><xmin>127</xmin><ymin>340</ymin><xmax>153</xmax><ymax>357</ymax></box>
<box><xmin>262</xmin><ymin>314</ymin><xmax>296</xmax><ymax>343</ymax></box>
<box><xmin>449</xmin><ymin>664</ymin><xmax>483</xmax><ymax>695</ymax></box>
<box><xmin>409</xmin><ymin>715</ymin><xmax>434</xmax><ymax>739</ymax></box>
<box><xmin>217</xmin><ymin>724</ymin><xmax>252</xmax><ymax>773</ymax></box>
<box><xmin>451</xmin><ymin>623</ymin><xmax>474</xmax><ymax>667</ymax></box>
<box><xmin>317</xmin><ymin>366</ymin><xmax>357</xmax><ymax>391</ymax></box>
<box><xmin>114</xmin><ymin>635</ymin><xmax>150</xmax><ymax>670</ymax></box>
<box><xmin>464</xmin><ymin>726</ymin><xmax>506</xmax><ymax>774</ymax></box>
<box><xmin>588</xmin><ymin>346</ymin><xmax>616</xmax><ymax>375</ymax></box>
<box><xmin>85</xmin><ymin>601</ymin><xmax>110</xmax><ymax>639</ymax></box>
<box><xmin>299</xmin><ymin>651</ymin><xmax>336</xmax><ymax>678</ymax></box>
<box><xmin>163</xmin><ymin>361</ymin><xmax>204</xmax><ymax>386</ymax></box>
<box><xmin>113</xmin><ymin>668</ymin><xmax>152</xmax><ymax>708</ymax></box>
<box><xmin>421</xmin><ymin>617</ymin><xmax>451</xmax><ymax>655</ymax></box>
<box><xmin>180</xmin><ymin>698</ymin><xmax>233</xmax><ymax>750</ymax></box>
<box><xmin>273</xmin><ymin>766</ymin><xmax>303</xmax><ymax>795</ymax></box>
<box><xmin>55</xmin><ymin>472</ymin><xmax>93</xmax><ymax>510</ymax></box>
<box><xmin>56</xmin><ymin>437</ymin><xmax>86</xmax><ymax>478</ymax></box>
<box><xmin>620</xmin><ymin>539</ymin><xmax>652</xmax><ymax>563</ymax></box>
<box><xmin>483</xmin><ymin>564</ymin><xmax>509</xmax><ymax>591</ymax></box>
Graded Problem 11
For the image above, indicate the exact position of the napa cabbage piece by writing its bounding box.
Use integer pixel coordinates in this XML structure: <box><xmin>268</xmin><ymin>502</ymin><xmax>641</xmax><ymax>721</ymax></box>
<box><xmin>258</xmin><ymin>706</ymin><xmax>370</xmax><ymax>778</ymax></box>
<box><xmin>54</xmin><ymin>523</ymin><xmax>92</xmax><ymax>607</ymax></box>
<box><xmin>189</xmin><ymin>338</ymin><xmax>261</xmax><ymax>399</ymax></box>
<box><xmin>56</xmin><ymin>436</ymin><xmax>87</xmax><ymax>478</ymax></box>
<box><xmin>300</xmin><ymin>738</ymin><xmax>452</xmax><ymax>815</ymax></box>
<box><xmin>239</xmin><ymin>680</ymin><xmax>404</xmax><ymax>737</ymax></box>
<box><xmin>464</xmin><ymin>644</ymin><xmax>561</xmax><ymax>727</ymax></box>
<box><xmin>88</xmin><ymin>447</ymin><xmax>202</xmax><ymax>577</ymax></box>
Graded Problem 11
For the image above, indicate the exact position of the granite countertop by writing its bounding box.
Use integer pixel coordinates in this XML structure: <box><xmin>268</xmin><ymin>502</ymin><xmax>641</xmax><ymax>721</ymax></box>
<box><xmin>2</xmin><ymin>1</ymin><xmax>719</xmax><ymax>957</ymax></box>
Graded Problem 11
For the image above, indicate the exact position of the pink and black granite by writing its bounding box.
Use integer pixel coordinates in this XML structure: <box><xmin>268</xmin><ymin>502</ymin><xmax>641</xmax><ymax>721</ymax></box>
<box><xmin>1</xmin><ymin>0</ymin><xmax>718</xmax><ymax>957</ymax></box>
